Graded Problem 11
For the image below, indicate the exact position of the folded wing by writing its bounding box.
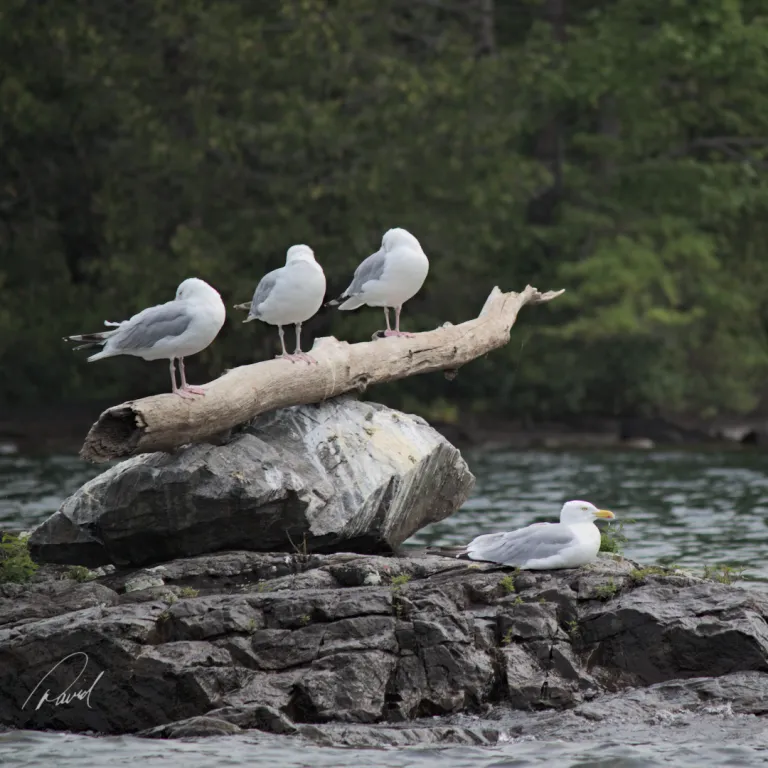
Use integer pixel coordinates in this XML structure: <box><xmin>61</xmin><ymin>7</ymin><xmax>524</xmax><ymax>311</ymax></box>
<box><xmin>467</xmin><ymin>523</ymin><xmax>578</xmax><ymax>566</ymax></box>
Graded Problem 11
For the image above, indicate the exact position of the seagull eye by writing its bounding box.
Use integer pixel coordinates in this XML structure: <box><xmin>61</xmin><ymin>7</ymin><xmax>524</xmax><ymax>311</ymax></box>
<box><xmin>581</xmin><ymin>506</ymin><xmax>588</xmax><ymax>511</ymax></box>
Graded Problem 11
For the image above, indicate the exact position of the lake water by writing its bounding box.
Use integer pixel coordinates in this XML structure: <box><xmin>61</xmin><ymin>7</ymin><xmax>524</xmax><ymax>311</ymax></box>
<box><xmin>3</xmin><ymin>447</ymin><xmax>768</xmax><ymax>582</ymax></box>
<box><xmin>2</xmin><ymin>447</ymin><xmax>768</xmax><ymax>766</ymax></box>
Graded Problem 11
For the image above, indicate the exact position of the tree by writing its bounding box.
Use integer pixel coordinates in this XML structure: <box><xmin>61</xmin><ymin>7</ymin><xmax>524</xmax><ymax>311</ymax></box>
<box><xmin>1</xmin><ymin>0</ymin><xmax>767</xmax><ymax>422</ymax></box>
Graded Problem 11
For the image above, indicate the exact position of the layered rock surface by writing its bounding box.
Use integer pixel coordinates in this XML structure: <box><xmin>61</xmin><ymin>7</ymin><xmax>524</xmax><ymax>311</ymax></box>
<box><xmin>1</xmin><ymin>551</ymin><xmax>767</xmax><ymax>738</ymax></box>
<box><xmin>29</xmin><ymin>397</ymin><xmax>474</xmax><ymax>568</ymax></box>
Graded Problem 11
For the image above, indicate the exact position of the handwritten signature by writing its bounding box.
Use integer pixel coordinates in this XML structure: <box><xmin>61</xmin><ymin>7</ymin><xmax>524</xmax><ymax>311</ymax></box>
<box><xmin>22</xmin><ymin>652</ymin><xmax>105</xmax><ymax>711</ymax></box>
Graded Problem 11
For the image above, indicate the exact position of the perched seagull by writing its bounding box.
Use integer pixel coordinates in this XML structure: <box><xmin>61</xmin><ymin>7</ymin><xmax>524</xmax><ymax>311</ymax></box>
<box><xmin>429</xmin><ymin>501</ymin><xmax>616</xmax><ymax>570</ymax></box>
<box><xmin>64</xmin><ymin>278</ymin><xmax>226</xmax><ymax>399</ymax></box>
<box><xmin>329</xmin><ymin>227</ymin><xmax>429</xmax><ymax>337</ymax></box>
<box><xmin>235</xmin><ymin>244</ymin><xmax>326</xmax><ymax>363</ymax></box>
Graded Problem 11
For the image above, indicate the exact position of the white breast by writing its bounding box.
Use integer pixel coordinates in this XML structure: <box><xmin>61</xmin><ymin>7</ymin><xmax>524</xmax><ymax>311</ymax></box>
<box><xmin>363</xmin><ymin>247</ymin><xmax>429</xmax><ymax>307</ymax></box>
<box><xmin>259</xmin><ymin>263</ymin><xmax>327</xmax><ymax>326</ymax></box>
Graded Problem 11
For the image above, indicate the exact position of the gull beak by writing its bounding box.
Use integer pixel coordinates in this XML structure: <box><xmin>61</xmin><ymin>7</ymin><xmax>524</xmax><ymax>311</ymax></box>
<box><xmin>594</xmin><ymin>509</ymin><xmax>615</xmax><ymax>519</ymax></box>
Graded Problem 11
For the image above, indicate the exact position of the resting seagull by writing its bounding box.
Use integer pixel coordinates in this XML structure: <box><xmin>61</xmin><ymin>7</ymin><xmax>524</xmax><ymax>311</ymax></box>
<box><xmin>430</xmin><ymin>501</ymin><xmax>616</xmax><ymax>570</ymax></box>
<box><xmin>330</xmin><ymin>227</ymin><xmax>429</xmax><ymax>337</ymax></box>
<box><xmin>64</xmin><ymin>278</ymin><xmax>226</xmax><ymax>399</ymax></box>
<box><xmin>235</xmin><ymin>244</ymin><xmax>326</xmax><ymax>363</ymax></box>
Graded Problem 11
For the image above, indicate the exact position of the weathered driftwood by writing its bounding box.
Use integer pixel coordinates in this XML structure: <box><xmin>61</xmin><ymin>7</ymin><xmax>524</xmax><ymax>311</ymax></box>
<box><xmin>80</xmin><ymin>285</ymin><xmax>564</xmax><ymax>462</ymax></box>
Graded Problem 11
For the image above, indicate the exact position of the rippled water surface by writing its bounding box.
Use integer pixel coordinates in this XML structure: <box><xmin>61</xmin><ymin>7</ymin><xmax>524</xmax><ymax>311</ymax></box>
<box><xmin>4</xmin><ymin>447</ymin><xmax>768</xmax><ymax>582</ymax></box>
<box><xmin>411</xmin><ymin>448</ymin><xmax>768</xmax><ymax>583</ymax></box>
<box><xmin>2</xmin><ymin>447</ymin><xmax>768</xmax><ymax>766</ymax></box>
<box><xmin>2</xmin><ymin>719</ymin><xmax>768</xmax><ymax>768</ymax></box>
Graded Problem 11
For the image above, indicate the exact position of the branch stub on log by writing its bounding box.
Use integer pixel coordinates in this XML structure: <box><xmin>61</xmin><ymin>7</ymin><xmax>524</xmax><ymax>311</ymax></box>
<box><xmin>80</xmin><ymin>285</ymin><xmax>564</xmax><ymax>462</ymax></box>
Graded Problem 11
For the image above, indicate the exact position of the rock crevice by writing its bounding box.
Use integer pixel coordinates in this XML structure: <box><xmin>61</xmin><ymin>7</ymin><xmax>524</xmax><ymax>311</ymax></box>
<box><xmin>2</xmin><ymin>551</ymin><xmax>767</xmax><ymax>737</ymax></box>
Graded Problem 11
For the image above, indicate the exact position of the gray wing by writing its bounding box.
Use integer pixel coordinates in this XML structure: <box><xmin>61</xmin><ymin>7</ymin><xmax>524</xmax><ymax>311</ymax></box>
<box><xmin>344</xmin><ymin>249</ymin><xmax>388</xmax><ymax>296</ymax></box>
<box><xmin>112</xmin><ymin>302</ymin><xmax>193</xmax><ymax>351</ymax></box>
<box><xmin>467</xmin><ymin>524</ymin><xmax>578</xmax><ymax>566</ymax></box>
<box><xmin>248</xmin><ymin>270</ymin><xmax>280</xmax><ymax>318</ymax></box>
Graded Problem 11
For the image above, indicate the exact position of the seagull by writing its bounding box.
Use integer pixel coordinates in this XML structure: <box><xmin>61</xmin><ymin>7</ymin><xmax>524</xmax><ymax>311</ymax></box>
<box><xmin>64</xmin><ymin>278</ymin><xmax>226</xmax><ymax>399</ymax></box>
<box><xmin>329</xmin><ymin>227</ymin><xmax>429</xmax><ymax>337</ymax></box>
<box><xmin>234</xmin><ymin>244</ymin><xmax>326</xmax><ymax>363</ymax></box>
<box><xmin>429</xmin><ymin>501</ymin><xmax>616</xmax><ymax>570</ymax></box>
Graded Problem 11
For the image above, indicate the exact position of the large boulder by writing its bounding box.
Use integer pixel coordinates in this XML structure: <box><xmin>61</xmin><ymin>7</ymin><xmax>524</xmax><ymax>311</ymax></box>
<box><xmin>1</xmin><ymin>553</ymin><xmax>767</xmax><ymax>737</ymax></box>
<box><xmin>29</xmin><ymin>397</ymin><xmax>474</xmax><ymax>568</ymax></box>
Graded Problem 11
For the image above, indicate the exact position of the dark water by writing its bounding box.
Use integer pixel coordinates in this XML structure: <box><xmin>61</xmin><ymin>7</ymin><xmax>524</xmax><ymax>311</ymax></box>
<box><xmin>2</xmin><ymin>447</ymin><xmax>768</xmax><ymax>766</ymax></box>
<box><xmin>1</xmin><ymin>725</ymin><xmax>767</xmax><ymax>768</ymax></box>
<box><xmin>411</xmin><ymin>448</ymin><xmax>768</xmax><ymax>584</ymax></box>
<box><xmin>3</xmin><ymin>448</ymin><xmax>768</xmax><ymax>582</ymax></box>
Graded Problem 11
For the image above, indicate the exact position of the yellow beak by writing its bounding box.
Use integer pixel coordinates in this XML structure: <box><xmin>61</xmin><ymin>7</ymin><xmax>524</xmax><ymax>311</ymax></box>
<box><xmin>594</xmin><ymin>509</ymin><xmax>615</xmax><ymax>519</ymax></box>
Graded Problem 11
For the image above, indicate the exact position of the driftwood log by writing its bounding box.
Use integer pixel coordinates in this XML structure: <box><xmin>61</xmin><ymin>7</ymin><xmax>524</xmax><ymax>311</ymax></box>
<box><xmin>80</xmin><ymin>285</ymin><xmax>564</xmax><ymax>462</ymax></box>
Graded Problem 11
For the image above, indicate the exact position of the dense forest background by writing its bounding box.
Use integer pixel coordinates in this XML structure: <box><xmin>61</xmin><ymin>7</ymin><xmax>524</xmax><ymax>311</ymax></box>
<box><xmin>2</xmin><ymin>0</ymin><xmax>768</xmax><ymax>424</ymax></box>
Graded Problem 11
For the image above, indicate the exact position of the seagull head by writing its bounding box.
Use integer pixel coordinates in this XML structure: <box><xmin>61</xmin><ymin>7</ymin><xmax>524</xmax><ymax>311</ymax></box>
<box><xmin>560</xmin><ymin>500</ymin><xmax>615</xmax><ymax>525</ymax></box>
<box><xmin>285</xmin><ymin>244</ymin><xmax>316</xmax><ymax>264</ymax></box>
<box><xmin>381</xmin><ymin>228</ymin><xmax>422</xmax><ymax>253</ymax></box>
<box><xmin>175</xmin><ymin>277</ymin><xmax>222</xmax><ymax>303</ymax></box>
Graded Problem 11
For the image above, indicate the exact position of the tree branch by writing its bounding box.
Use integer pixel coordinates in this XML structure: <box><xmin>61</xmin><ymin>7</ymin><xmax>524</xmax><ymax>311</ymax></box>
<box><xmin>80</xmin><ymin>284</ymin><xmax>564</xmax><ymax>463</ymax></box>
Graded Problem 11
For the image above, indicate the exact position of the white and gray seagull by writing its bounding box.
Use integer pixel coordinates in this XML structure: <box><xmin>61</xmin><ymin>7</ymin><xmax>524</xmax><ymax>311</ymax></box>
<box><xmin>330</xmin><ymin>227</ymin><xmax>429</xmax><ymax>337</ymax></box>
<box><xmin>430</xmin><ymin>501</ymin><xmax>616</xmax><ymax>570</ymax></box>
<box><xmin>235</xmin><ymin>244</ymin><xmax>326</xmax><ymax>363</ymax></box>
<box><xmin>64</xmin><ymin>277</ymin><xmax>226</xmax><ymax>399</ymax></box>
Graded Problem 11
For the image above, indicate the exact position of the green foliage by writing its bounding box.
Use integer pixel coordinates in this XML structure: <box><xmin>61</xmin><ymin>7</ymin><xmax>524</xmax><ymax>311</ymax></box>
<box><xmin>390</xmin><ymin>574</ymin><xmax>411</xmax><ymax>589</ymax></box>
<box><xmin>599</xmin><ymin>520</ymin><xmax>632</xmax><ymax>555</ymax></box>
<box><xmin>66</xmin><ymin>566</ymin><xmax>94</xmax><ymax>583</ymax></box>
<box><xmin>0</xmin><ymin>534</ymin><xmax>38</xmax><ymax>584</ymax></box>
<box><xmin>178</xmin><ymin>587</ymin><xmax>200</xmax><ymax>598</ymax></box>
<box><xmin>629</xmin><ymin>566</ymin><xmax>672</xmax><ymax>583</ymax></box>
<box><xmin>390</xmin><ymin>572</ymin><xmax>411</xmax><ymax>619</ymax></box>
<box><xmin>499</xmin><ymin>575</ymin><xmax>517</xmax><ymax>594</ymax></box>
<box><xmin>593</xmin><ymin>579</ymin><xmax>618</xmax><ymax>600</ymax></box>
<box><xmin>2</xmin><ymin>1</ymin><xmax>768</xmax><ymax>418</ymax></box>
<box><xmin>703</xmin><ymin>564</ymin><xmax>746</xmax><ymax>584</ymax></box>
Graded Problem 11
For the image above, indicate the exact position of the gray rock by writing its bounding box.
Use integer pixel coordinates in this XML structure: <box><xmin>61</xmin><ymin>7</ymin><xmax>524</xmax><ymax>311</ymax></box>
<box><xmin>207</xmin><ymin>703</ymin><xmax>298</xmax><ymax>734</ymax></box>
<box><xmin>578</xmin><ymin>580</ymin><xmax>768</xmax><ymax>687</ymax></box>
<box><xmin>29</xmin><ymin>397</ymin><xmax>475</xmax><ymax>568</ymax></box>
<box><xmin>124</xmin><ymin>574</ymin><xmax>165</xmax><ymax>593</ymax></box>
<box><xmin>140</xmin><ymin>715</ymin><xmax>243</xmax><ymax>738</ymax></box>
<box><xmin>297</xmin><ymin>722</ymin><xmax>502</xmax><ymax>747</ymax></box>
<box><xmin>0</xmin><ymin>580</ymin><xmax>119</xmax><ymax>630</ymax></box>
<box><xmin>130</xmin><ymin>666</ymin><xmax>768</xmax><ymax>747</ymax></box>
<box><xmin>574</xmin><ymin>671</ymin><xmax>768</xmax><ymax>721</ymax></box>
<box><xmin>1</xmin><ymin>551</ymin><xmax>767</xmax><ymax>738</ymax></box>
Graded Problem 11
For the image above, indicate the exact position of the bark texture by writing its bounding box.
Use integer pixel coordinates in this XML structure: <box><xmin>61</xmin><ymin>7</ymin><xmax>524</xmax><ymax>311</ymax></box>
<box><xmin>79</xmin><ymin>285</ymin><xmax>563</xmax><ymax>462</ymax></box>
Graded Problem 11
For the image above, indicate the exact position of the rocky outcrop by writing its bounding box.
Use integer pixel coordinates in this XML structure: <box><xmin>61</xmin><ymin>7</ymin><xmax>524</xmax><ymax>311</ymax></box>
<box><xmin>28</xmin><ymin>398</ymin><xmax>474</xmax><ymax>568</ymax></box>
<box><xmin>1</xmin><ymin>551</ymin><xmax>767</xmax><ymax>738</ymax></box>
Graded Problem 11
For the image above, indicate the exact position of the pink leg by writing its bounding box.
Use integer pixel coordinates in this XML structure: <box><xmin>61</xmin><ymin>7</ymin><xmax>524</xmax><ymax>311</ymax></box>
<box><xmin>178</xmin><ymin>358</ymin><xmax>206</xmax><ymax>396</ymax></box>
<box><xmin>292</xmin><ymin>322</ymin><xmax>316</xmax><ymax>364</ymax></box>
<box><xmin>275</xmin><ymin>326</ymin><xmax>297</xmax><ymax>362</ymax></box>
<box><xmin>170</xmin><ymin>359</ymin><xmax>195</xmax><ymax>400</ymax></box>
<box><xmin>275</xmin><ymin>324</ymin><xmax>315</xmax><ymax>364</ymax></box>
<box><xmin>383</xmin><ymin>306</ymin><xmax>415</xmax><ymax>338</ymax></box>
